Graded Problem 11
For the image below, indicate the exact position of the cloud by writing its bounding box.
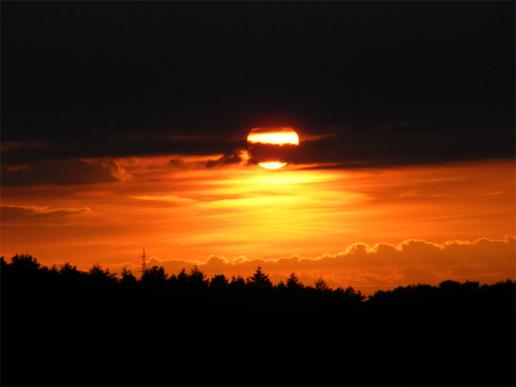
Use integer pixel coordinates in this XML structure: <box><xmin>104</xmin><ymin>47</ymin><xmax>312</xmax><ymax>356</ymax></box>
<box><xmin>131</xmin><ymin>194</ymin><xmax>196</xmax><ymax>206</ymax></box>
<box><xmin>0</xmin><ymin>204</ymin><xmax>91</xmax><ymax>220</ymax></box>
<box><xmin>2</xmin><ymin>122</ymin><xmax>513</xmax><ymax>171</ymax></box>
<box><xmin>276</xmin><ymin>125</ymin><xmax>515</xmax><ymax>169</ymax></box>
<box><xmin>205</xmin><ymin>149</ymin><xmax>251</xmax><ymax>168</ymax></box>
<box><xmin>0</xmin><ymin>158</ymin><xmax>130</xmax><ymax>186</ymax></box>
<box><xmin>1</xmin><ymin>135</ymin><xmax>242</xmax><ymax>167</ymax></box>
<box><xmin>205</xmin><ymin>152</ymin><xmax>243</xmax><ymax>168</ymax></box>
<box><xmin>91</xmin><ymin>159</ymin><xmax>133</xmax><ymax>183</ymax></box>
<box><xmin>117</xmin><ymin>236</ymin><xmax>515</xmax><ymax>294</ymax></box>
<box><xmin>3</xmin><ymin>3</ymin><xmax>513</xmax><ymax>171</ymax></box>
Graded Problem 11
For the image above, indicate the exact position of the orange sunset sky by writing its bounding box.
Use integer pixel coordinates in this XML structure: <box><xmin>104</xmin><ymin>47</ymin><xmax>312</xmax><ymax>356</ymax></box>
<box><xmin>2</xmin><ymin>3</ymin><xmax>515</xmax><ymax>294</ymax></box>
<box><xmin>1</xmin><ymin>150</ymin><xmax>514</xmax><ymax>293</ymax></box>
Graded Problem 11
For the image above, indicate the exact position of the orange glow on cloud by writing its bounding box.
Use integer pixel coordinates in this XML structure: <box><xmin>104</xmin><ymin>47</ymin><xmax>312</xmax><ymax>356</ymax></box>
<box><xmin>247</xmin><ymin>127</ymin><xmax>300</xmax><ymax>145</ymax></box>
<box><xmin>115</xmin><ymin>235</ymin><xmax>515</xmax><ymax>295</ymax></box>
<box><xmin>1</xmin><ymin>158</ymin><xmax>514</xmax><ymax>291</ymax></box>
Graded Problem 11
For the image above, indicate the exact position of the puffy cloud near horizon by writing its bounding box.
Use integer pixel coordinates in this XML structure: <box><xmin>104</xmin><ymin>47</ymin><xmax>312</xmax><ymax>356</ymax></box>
<box><xmin>109</xmin><ymin>236</ymin><xmax>515</xmax><ymax>294</ymax></box>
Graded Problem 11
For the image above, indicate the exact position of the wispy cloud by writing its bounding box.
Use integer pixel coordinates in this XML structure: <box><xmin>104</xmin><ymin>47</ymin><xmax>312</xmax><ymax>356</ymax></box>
<box><xmin>1</xmin><ymin>204</ymin><xmax>91</xmax><ymax>220</ymax></box>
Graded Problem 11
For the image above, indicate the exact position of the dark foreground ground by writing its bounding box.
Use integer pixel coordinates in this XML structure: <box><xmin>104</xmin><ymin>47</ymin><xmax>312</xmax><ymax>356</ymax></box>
<box><xmin>1</xmin><ymin>255</ymin><xmax>515</xmax><ymax>386</ymax></box>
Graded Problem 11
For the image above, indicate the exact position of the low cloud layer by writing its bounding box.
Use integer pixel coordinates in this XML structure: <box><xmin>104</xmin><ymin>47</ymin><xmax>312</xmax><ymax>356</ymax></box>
<box><xmin>115</xmin><ymin>236</ymin><xmax>515</xmax><ymax>294</ymax></box>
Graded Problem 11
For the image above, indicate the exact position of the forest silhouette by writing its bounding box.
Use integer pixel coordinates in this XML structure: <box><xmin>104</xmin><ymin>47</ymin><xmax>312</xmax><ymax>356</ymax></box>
<box><xmin>1</xmin><ymin>254</ymin><xmax>514</xmax><ymax>386</ymax></box>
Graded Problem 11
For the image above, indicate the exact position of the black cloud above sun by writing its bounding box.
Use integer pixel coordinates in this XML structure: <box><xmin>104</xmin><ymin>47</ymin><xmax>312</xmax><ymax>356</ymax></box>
<box><xmin>2</xmin><ymin>2</ymin><xmax>514</xmax><ymax>184</ymax></box>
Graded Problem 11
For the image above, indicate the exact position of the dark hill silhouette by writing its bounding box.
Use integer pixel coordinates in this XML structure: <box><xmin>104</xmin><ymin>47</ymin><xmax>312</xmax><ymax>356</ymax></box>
<box><xmin>1</xmin><ymin>254</ymin><xmax>514</xmax><ymax>386</ymax></box>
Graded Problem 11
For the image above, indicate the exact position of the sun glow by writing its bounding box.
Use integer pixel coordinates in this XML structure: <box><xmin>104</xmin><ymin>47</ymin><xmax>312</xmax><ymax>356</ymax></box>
<box><xmin>247</xmin><ymin>127</ymin><xmax>300</xmax><ymax>145</ymax></box>
<box><xmin>1</xmin><ymin>156</ymin><xmax>514</xmax><ymax>291</ymax></box>
<box><xmin>258</xmin><ymin>161</ymin><xmax>288</xmax><ymax>170</ymax></box>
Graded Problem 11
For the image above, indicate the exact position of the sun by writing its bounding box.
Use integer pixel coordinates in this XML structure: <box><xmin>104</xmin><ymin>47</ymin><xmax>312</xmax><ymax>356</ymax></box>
<box><xmin>247</xmin><ymin>127</ymin><xmax>300</xmax><ymax>169</ymax></box>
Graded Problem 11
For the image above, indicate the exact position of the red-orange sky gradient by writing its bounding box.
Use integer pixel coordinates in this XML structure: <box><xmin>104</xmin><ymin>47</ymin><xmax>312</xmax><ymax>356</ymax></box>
<box><xmin>3</xmin><ymin>2</ymin><xmax>514</xmax><ymax>295</ymax></box>
<box><xmin>1</xmin><ymin>156</ymin><xmax>514</xmax><ymax>293</ymax></box>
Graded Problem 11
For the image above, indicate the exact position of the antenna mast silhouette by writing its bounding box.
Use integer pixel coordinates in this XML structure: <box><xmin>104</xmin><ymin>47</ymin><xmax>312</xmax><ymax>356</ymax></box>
<box><xmin>141</xmin><ymin>248</ymin><xmax>147</xmax><ymax>277</ymax></box>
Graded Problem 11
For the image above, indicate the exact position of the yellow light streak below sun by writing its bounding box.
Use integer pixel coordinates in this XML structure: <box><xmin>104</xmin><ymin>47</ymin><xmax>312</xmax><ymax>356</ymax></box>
<box><xmin>259</xmin><ymin>161</ymin><xmax>288</xmax><ymax>170</ymax></box>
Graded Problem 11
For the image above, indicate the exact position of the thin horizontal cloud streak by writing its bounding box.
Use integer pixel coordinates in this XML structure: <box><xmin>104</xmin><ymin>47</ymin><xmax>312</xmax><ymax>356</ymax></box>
<box><xmin>1</xmin><ymin>204</ymin><xmax>91</xmax><ymax>220</ymax></box>
<box><xmin>283</xmin><ymin>125</ymin><xmax>515</xmax><ymax>168</ymax></box>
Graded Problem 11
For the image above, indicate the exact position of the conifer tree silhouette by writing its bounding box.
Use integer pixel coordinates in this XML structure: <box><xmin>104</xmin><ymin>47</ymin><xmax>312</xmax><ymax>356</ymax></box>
<box><xmin>247</xmin><ymin>266</ymin><xmax>272</xmax><ymax>289</ymax></box>
<box><xmin>120</xmin><ymin>267</ymin><xmax>137</xmax><ymax>286</ymax></box>
<box><xmin>210</xmin><ymin>274</ymin><xmax>229</xmax><ymax>290</ymax></box>
<box><xmin>188</xmin><ymin>266</ymin><xmax>208</xmax><ymax>288</ymax></box>
<box><xmin>287</xmin><ymin>272</ymin><xmax>303</xmax><ymax>289</ymax></box>
<box><xmin>141</xmin><ymin>265</ymin><xmax>167</xmax><ymax>286</ymax></box>
<box><xmin>315</xmin><ymin>278</ymin><xmax>329</xmax><ymax>292</ymax></box>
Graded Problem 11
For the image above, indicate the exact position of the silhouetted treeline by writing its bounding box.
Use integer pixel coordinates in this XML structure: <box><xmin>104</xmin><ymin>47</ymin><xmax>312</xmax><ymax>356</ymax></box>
<box><xmin>1</xmin><ymin>255</ymin><xmax>514</xmax><ymax>386</ymax></box>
